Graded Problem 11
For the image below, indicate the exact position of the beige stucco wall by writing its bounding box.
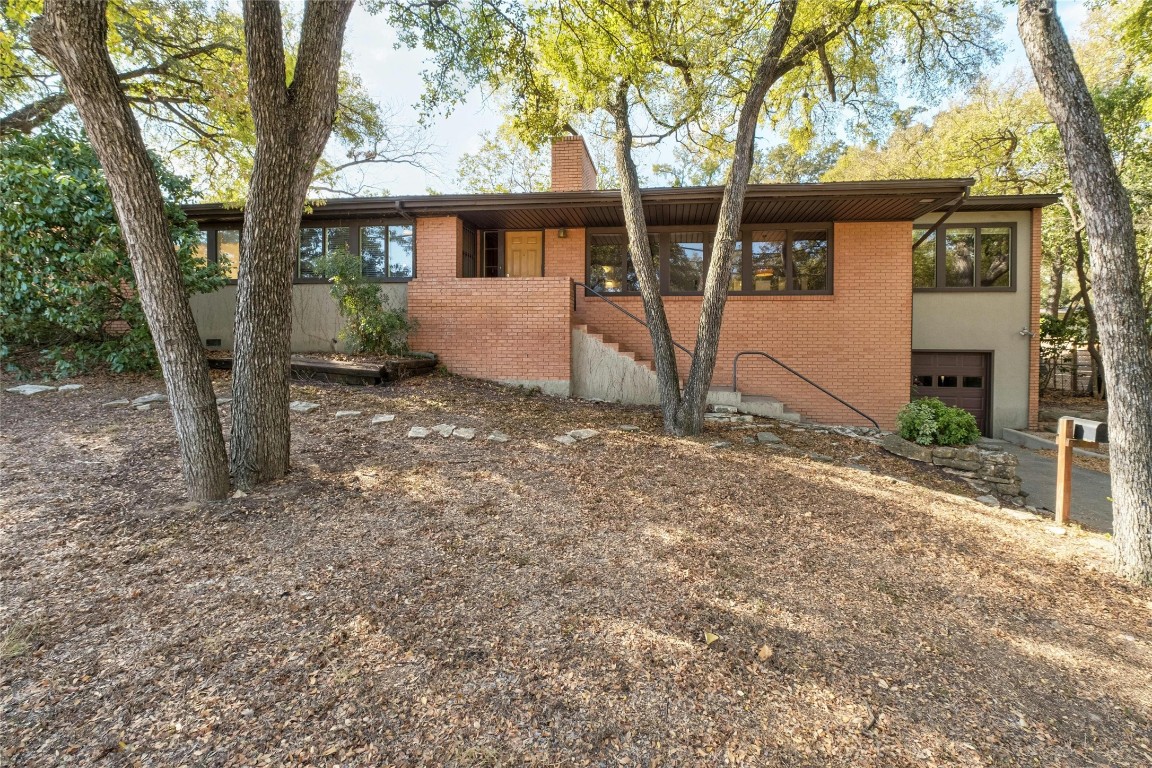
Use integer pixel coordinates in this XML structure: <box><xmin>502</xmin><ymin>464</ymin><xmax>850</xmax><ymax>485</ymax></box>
<box><xmin>911</xmin><ymin>210</ymin><xmax>1034</xmax><ymax>437</ymax></box>
<box><xmin>189</xmin><ymin>283</ymin><xmax>408</xmax><ymax>353</ymax></box>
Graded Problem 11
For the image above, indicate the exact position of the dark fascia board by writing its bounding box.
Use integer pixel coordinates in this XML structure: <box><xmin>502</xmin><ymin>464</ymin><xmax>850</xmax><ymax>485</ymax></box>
<box><xmin>959</xmin><ymin>194</ymin><xmax>1061</xmax><ymax>210</ymax></box>
<box><xmin>182</xmin><ymin>178</ymin><xmax>976</xmax><ymax>222</ymax></box>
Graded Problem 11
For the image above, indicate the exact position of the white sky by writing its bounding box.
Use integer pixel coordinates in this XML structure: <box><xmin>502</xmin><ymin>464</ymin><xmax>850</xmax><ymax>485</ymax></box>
<box><xmin>340</xmin><ymin>0</ymin><xmax>1090</xmax><ymax>196</ymax></box>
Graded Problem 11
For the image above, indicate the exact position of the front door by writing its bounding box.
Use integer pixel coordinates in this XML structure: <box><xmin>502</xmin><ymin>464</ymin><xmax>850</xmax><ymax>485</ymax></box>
<box><xmin>505</xmin><ymin>231</ymin><xmax>543</xmax><ymax>277</ymax></box>
<box><xmin>911</xmin><ymin>351</ymin><xmax>991</xmax><ymax>435</ymax></box>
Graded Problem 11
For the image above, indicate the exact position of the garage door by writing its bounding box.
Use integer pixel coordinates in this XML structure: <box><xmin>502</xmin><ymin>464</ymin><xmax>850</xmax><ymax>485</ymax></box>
<box><xmin>911</xmin><ymin>351</ymin><xmax>990</xmax><ymax>435</ymax></box>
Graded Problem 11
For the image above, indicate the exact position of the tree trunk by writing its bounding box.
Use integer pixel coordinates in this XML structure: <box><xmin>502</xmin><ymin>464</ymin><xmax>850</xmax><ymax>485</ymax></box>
<box><xmin>607</xmin><ymin>1</ymin><xmax>799</xmax><ymax>436</ymax></box>
<box><xmin>1019</xmin><ymin>0</ymin><xmax>1152</xmax><ymax>583</ymax></box>
<box><xmin>229</xmin><ymin>0</ymin><xmax>353</xmax><ymax>488</ymax></box>
<box><xmin>30</xmin><ymin>0</ymin><xmax>230</xmax><ymax>501</ymax></box>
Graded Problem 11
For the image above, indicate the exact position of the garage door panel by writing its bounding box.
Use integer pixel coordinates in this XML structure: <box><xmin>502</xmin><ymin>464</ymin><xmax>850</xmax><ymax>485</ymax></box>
<box><xmin>911</xmin><ymin>351</ymin><xmax>990</xmax><ymax>435</ymax></box>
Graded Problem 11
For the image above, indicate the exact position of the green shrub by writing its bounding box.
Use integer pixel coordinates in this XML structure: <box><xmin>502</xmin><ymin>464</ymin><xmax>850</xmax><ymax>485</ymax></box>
<box><xmin>313</xmin><ymin>247</ymin><xmax>415</xmax><ymax>355</ymax></box>
<box><xmin>896</xmin><ymin>398</ymin><xmax>981</xmax><ymax>446</ymax></box>
<box><xmin>0</xmin><ymin>126</ymin><xmax>225</xmax><ymax>375</ymax></box>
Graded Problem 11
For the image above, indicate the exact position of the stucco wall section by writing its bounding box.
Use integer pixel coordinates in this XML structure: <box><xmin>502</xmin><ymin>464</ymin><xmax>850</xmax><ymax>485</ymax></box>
<box><xmin>575</xmin><ymin>221</ymin><xmax>913</xmax><ymax>429</ymax></box>
<box><xmin>911</xmin><ymin>210</ymin><xmax>1036</xmax><ymax>437</ymax></box>
<box><xmin>189</xmin><ymin>283</ymin><xmax>408</xmax><ymax>353</ymax></box>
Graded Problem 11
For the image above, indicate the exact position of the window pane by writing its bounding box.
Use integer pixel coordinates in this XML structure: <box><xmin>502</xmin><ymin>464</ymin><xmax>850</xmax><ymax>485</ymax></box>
<box><xmin>217</xmin><ymin>229</ymin><xmax>240</xmax><ymax>280</ymax></box>
<box><xmin>361</xmin><ymin>226</ymin><xmax>387</xmax><ymax>278</ymax></box>
<box><xmin>388</xmin><ymin>225</ymin><xmax>414</xmax><ymax>278</ymax></box>
<box><xmin>589</xmin><ymin>233</ymin><xmax>626</xmax><ymax>292</ymax></box>
<box><xmin>937</xmin><ymin>375</ymin><xmax>958</xmax><ymax>387</ymax></box>
<box><xmin>944</xmin><ymin>228</ymin><xmax>976</xmax><ymax>287</ymax></box>
<box><xmin>299</xmin><ymin>227</ymin><xmax>323</xmax><ymax>278</ymax></box>
<box><xmin>791</xmin><ymin>230</ymin><xmax>828</xmax><ymax>291</ymax></box>
<box><xmin>913</xmin><ymin>375</ymin><xmax>933</xmax><ymax>387</ymax></box>
<box><xmin>913</xmin><ymin>229</ymin><xmax>936</xmax><ymax>288</ymax></box>
<box><xmin>623</xmin><ymin>236</ymin><xmax>660</xmax><ymax>292</ymax></box>
<box><xmin>729</xmin><ymin>241</ymin><xmax>743</xmax><ymax>292</ymax></box>
<box><xmin>326</xmin><ymin>226</ymin><xmax>351</xmax><ymax>256</ymax></box>
<box><xmin>750</xmin><ymin>230</ymin><xmax>786</xmax><ymax>291</ymax></box>
<box><xmin>668</xmin><ymin>231</ymin><xmax>706</xmax><ymax>292</ymax></box>
<box><xmin>193</xmin><ymin>229</ymin><xmax>210</xmax><ymax>267</ymax></box>
<box><xmin>979</xmin><ymin>226</ymin><xmax>1011</xmax><ymax>287</ymax></box>
<box><xmin>963</xmin><ymin>376</ymin><xmax>983</xmax><ymax>388</ymax></box>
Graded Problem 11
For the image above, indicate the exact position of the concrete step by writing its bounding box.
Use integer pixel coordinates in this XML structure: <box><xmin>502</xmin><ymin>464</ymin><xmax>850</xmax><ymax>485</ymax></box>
<box><xmin>706</xmin><ymin>388</ymin><xmax>743</xmax><ymax>408</ymax></box>
<box><xmin>738</xmin><ymin>395</ymin><xmax>802</xmax><ymax>422</ymax></box>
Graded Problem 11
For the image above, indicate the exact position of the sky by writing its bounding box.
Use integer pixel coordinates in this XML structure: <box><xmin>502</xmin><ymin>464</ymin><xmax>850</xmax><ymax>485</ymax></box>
<box><xmin>339</xmin><ymin>1</ymin><xmax>1090</xmax><ymax>197</ymax></box>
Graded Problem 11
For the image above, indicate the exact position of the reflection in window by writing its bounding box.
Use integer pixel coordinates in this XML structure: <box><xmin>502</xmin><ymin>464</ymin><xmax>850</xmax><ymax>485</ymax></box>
<box><xmin>791</xmin><ymin>231</ymin><xmax>828</xmax><ymax>290</ymax></box>
<box><xmin>624</xmin><ymin>237</ymin><xmax>660</xmax><ymax>292</ymax></box>
<box><xmin>217</xmin><ymin>229</ymin><xmax>240</xmax><ymax>280</ymax></box>
<box><xmin>980</xmin><ymin>227</ymin><xmax>1011</xmax><ymax>287</ymax></box>
<box><xmin>194</xmin><ymin>230</ymin><xmax>210</xmax><ymax>266</ymax></box>
<box><xmin>326</xmin><ymin>227</ymin><xmax>351</xmax><ymax>256</ymax></box>
<box><xmin>944</xmin><ymin>228</ymin><xmax>976</xmax><ymax>287</ymax></box>
<box><xmin>913</xmin><ymin>375</ymin><xmax>933</xmax><ymax>387</ymax></box>
<box><xmin>937</xmin><ymin>375</ymin><xmax>958</xmax><ymax>387</ymax></box>
<box><xmin>388</xmin><ymin>225</ymin><xmax>414</xmax><ymax>278</ymax></box>
<box><xmin>361</xmin><ymin>226</ymin><xmax>388</xmax><ymax>278</ymax></box>
<box><xmin>589</xmin><ymin>233</ymin><xmax>627</xmax><ymax>292</ymax></box>
<box><xmin>750</xmin><ymin>230</ymin><xmax>786</xmax><ymax>292</ymax></box>
<box><xmin>298</xmin><ymin>227</ymin><xmax>324</xmax><ymax>278</ymax></box>
<box><xmin>668</xmin><ymin>232</ymin><xmax>706</xmax><ymax>292</ymax></box>
<box><xmin>729</xmin><ymin>241</ymin><xmax>743</xmax><ymax>291</ymax></box>
<box><xmin>913</xmin><ymin>229</ymin><xmax>936</xmax><ymax>288</ymax></box>
<box><xmin>963</xmin><ymin>376</ymin><xmax>983</xmax><ymax>388</ymax></box>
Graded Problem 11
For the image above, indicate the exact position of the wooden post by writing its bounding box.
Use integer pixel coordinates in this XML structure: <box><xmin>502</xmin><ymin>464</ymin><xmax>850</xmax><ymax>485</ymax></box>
<box><xmin>1055</xmin><ymin>417</ymin><xmax>1074</xmax><ymax>525</ymax></box>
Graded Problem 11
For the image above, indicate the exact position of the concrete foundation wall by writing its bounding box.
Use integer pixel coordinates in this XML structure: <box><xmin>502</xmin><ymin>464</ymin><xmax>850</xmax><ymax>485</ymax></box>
<box><xmin>189</xmin><ymin>283</ymin><xmax>408</xmax><ymax>353</ymax></box>
<box><xmin>911</xmin><ymin>210</ymin><xmax>1036</xmax><ymax>437</ymax></box>
<box><xmin>571</xmin><ymin>326</ymin><xmax>660</xmax><ymax>404</ymax></box>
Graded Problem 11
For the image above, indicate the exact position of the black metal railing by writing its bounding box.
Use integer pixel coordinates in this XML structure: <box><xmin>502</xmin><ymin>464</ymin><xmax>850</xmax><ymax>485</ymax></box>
<box><xmin>731</xmin><ymin>351</ymin><xmax>879</xmax><ymax>429</ymax></box>
<box><xmin>572</xmin><ymin>281</ymin><xmax>695</xmax><ymax>359</ymax></box>
<box><xmin>572</xmin><ymin>280</ymin><xmax>879</xmax><ymax>429</ymax></box>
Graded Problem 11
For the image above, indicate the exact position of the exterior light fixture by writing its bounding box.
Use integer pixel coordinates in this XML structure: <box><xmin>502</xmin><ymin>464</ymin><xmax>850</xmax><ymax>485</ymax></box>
<box><xmin>558</xmin><ymin>227</ymin><xmax>568</xmax><ymax>238</ymax></box>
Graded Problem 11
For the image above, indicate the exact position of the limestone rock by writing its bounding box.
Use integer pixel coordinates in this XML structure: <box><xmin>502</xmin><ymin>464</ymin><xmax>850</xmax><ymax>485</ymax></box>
<box><xmin>131</xmin><ymin>393</ymin><xmax>167</xmax><ymax>407</ymax></box>
<box><xmin>710</xmin><ymin>441</ymin><xmax>732</xmax><ymax>449</ymax></box>
<box><xmin>102</xmin><ymin>399</ymin><xmax>130</xmax><ymax>407</ymax></box>
<box><xmin>710</xmin><ymin>405</ymin><xmax>738</xmax><ymax>414</ymax></box>
<box><xmin>755</xmin><ymin>432</ymin><xmax>782</xmax><ymax>444</ymax></box>
<box><xmin>554</xmin><ymin>434</ymin><xmax>578</xmax><ymax>445</ymax></box>
<box><xmin>335</xmin><ymin>410</ymin><xmax>362</xmax><ymax>418</ymax></box>
<box><xmin>289</xmin><ymin>401</ymin><xmax>320</xmax><ymax>413</ymax></box>
<box><xmin>617</xmin><ymin>425</ymin><xmax>641</xmax><ymax>432</ymax></box>
<box><xmin>488</xmin><ymin>431</ymin><xmax>511</xmax><ymax>443</ymax></box>
<box><xmin>407</xmin><ymin>426</ymin><xmax>432</xmax><ymax>438</ymax></box>
<box><xmin>6</xmin><ymin>384</ymin><xmax>57</xmax><ymax>396</ymax></box>
<box><xmin>975</xmin><ymin>495</ymin><xmax>999</xmax><ymax>507</ymax></box>
<box><xmin>568</xmin><ymin>428</ymin><xmax>599</xmax><ymax>441</ymax></box>
<box><xmin>452</xmin><ymin>427</ymin><xmax>476</xmax><ymax>440</ymax></box>
<box><xmin>57</xmin><ymin>384</ymin><xmax>84</xmax><ymax>393</ymax></box>
<box><xmin>371</xmin><ymin>414</ymin><xmax>396</xmax><ymax>425</ymax></box>
<box><xmin>880</xmin><ymin>433</ymin><xmax>934</xmax><ymax>463</ymax></box>
<box><xmin>135</xmin><ymin>404</ymin><xmax>152</xmax><ymax>412</ymax></box>
<box><xmin>432</xmin><ymin>423</ymin><xmax>456</xmax><ymax>437</ymax></box>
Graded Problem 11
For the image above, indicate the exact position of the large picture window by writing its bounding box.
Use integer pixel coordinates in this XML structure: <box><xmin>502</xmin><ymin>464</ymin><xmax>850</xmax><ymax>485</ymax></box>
<box><xmin>913</xmin><ymin>223</ymin><xmax>1015</xmax><ymax>291</ymax></box>
<box><xmin>588</xmin><ymin>225</ymin><xmax>830</xmax><ymax>295</ymax></box>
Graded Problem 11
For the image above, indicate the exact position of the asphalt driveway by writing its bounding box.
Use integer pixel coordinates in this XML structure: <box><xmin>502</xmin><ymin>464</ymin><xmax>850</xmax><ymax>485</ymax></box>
<box><xmin>1001</xmin><ymin>443</ymin><xmax>1113</xmax><ymax>533</ymax></box>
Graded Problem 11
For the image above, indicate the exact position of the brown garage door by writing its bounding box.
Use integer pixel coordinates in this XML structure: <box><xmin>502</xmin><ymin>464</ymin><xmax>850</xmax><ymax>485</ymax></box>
<box><xmin>911</xmin><ymin>351</ymin><xmax>990</xmax><ymax>435</ymax></box>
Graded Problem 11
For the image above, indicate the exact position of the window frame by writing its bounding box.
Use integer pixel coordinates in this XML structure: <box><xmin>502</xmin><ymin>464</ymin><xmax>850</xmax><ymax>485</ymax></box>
<box><xmin>195</xmin><ymin>219</ymin><xmax>416</xmax><ymax>285</ymax></box>
<box><xmin>912</xmin><ymin>221</ymin><xmax>1017</xmax><ymax>293</ymax></box>
<box><xmin>584</xmin><ymin>222</ymin><xmax>833</xmax><ymax>297</ymax></box>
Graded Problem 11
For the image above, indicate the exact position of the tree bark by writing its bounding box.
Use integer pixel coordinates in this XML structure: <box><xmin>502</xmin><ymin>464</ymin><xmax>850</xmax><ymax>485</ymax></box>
<box><xmin>30</xmin><ymin>0</ymin><xmax>230</xmax><ymax>501</ymax></box>
<box><xmin>230</xmin><ymin>0</ymin><xmax>353</xmax><ymax>488</ymax></box>
<box><xmin>1019</xmin><ymin>0</ymin><xmax>1152</xmax><ymax>583</ymax></box>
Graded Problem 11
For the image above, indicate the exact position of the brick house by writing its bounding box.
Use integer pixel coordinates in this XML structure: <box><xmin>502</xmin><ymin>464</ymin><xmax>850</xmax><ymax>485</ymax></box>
<box><xmin>186</xmin><ymin>135</ymin><xmax>1056</xmax><ymax>436</ymax></box>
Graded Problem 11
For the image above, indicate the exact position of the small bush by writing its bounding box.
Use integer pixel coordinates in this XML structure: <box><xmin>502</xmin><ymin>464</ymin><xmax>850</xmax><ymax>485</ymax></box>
<box><xmin>896</xmin><ymin>398</ymin><xmax>981</xmax><ymax>446</ymax></box>
<box><xmin>314</xmin><ymin>247</ymin><xmax>415</xmax><ymax>355</ymax></box>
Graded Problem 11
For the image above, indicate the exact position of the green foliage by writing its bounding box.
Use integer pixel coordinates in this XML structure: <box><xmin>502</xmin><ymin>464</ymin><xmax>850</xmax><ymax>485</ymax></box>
<box><xmin>897</xmin><ymin>398</ymin><xmax>981</xmax><ymax>447</ymax></box>
<box><xmin>0</xmin><ymin>127</ymin><xmax>225</xmax><ymax>375</ymax></box>
<box><xmin>457</xmin><ymin>126</ymin><xmax>551</xmax><ymax>193</ymax></box>
<box><xmin>313</xmin><ymin>247</ymin><xmax>415</xmax><ymax>355</ymax></box>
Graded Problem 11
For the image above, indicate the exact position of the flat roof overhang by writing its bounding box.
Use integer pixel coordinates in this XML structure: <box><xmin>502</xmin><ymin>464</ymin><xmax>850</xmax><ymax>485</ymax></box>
<box><xmin>184</xmin><ymin>180</ymin><xmax>1057</xmax><ymax>230</ymax></box>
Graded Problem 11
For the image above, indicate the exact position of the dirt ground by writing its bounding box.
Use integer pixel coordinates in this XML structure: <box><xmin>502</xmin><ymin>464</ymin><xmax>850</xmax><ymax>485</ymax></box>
<box><xmin>2</xmin><ymin>372</ymin><xmax>1150</xmax><ymax>767</ymax></box>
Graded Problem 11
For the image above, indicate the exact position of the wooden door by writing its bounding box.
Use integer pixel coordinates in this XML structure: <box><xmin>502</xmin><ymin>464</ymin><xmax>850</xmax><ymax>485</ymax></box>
<box><xmin>505</xmin><ymin>231</ymin><xmax>543</xmax><ymax>277</ymax></box>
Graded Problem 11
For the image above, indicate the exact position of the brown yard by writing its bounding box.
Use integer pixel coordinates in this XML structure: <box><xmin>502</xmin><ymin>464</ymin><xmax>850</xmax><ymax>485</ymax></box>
<box><xmin>1</xmin><ymin>373</ymin><xmax>1149</xmax><ymax>766</ymax></box>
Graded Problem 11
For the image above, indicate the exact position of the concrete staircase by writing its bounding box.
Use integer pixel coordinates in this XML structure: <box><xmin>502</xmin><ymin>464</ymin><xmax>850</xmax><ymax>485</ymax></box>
<box><xmin>571</xmin><ymin>320</ymin><xmax>803</xmax><ymax>422</ymax></box>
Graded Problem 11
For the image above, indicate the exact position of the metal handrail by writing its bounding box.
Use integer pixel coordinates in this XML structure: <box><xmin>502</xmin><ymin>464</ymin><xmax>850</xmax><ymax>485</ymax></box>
<box><xmin>571</xmin><ymin>280</ymin><xmax>879</xmax><ymax>429</ymax></box>
<box><xmin>572</xmin><ymin>281</ymin><xmax>695</xmax><ymax>359</ymax></box>
<box><xmin>732</xmin><ymin>351</ymin><xmax>879</xmax><ymax>429</ymax></box>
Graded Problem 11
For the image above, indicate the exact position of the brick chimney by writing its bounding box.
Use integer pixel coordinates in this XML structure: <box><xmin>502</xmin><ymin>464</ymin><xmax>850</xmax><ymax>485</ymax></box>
<box><xmin>550</xmin><ymin>135</ymin><xmax>598</xmax><ymax>192</ymax></box>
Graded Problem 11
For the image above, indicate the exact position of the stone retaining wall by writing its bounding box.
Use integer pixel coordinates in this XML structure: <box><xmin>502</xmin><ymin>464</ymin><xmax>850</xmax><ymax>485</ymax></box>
<box><xmin>881</xmin><ymin>434</ymin><xmax>1024</xmax><ymax>503</ymax></box>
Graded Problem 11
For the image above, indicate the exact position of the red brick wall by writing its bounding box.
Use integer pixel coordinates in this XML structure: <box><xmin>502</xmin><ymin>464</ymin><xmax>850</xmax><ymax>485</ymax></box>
<box><xmin>550</xmin><ymin>136</ymin><xmax>598</xmax><ymax>192</ymax></box>
<box><xmin>1029</xmin><ymin>208</ymin><xmax>1043</xmax><ymax>429</ymax></box>
<box><xmin>544</xmin><ymin>227</ymin><xmax>586</xmax><ymax>279</ymax></box>
<box><xmin>408</xmin><ymin>216</ymin><xmax>572</xmax><ymax>384</ymax></box>
<box><xmin>575</xmin><ymin>221</ymin><xmax>913</xmax><ymax>428</ymax></box>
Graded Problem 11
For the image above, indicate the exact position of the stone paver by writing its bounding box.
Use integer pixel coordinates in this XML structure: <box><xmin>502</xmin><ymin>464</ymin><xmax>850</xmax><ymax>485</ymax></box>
<box><xmin>488</xmin><ymin>431</ymin><xmax>511</xmax><ymax>443</ymax></box>
<box><xmin>289</xmin><ymin>401</ymin><xmax>320</xmax><ymax>413</ymax></box>
<box><xmin>335</xmin><ymin>410</ymin><xmax>362</xmax><ymax>418</ymax></box>
<box><xmin>57</xmin><ymin>384</ymin><xmax>84</xmax><ymax>393</ymax></box>
<box><xmin>452</xmin><ymin>427</ymin><xmax>476</xmax><ymax>440</ymax></box>
<box><xmin>371</xmin><ymin>414</ymin><xmax>395</xmax><ymax>425</ymax></box>
<box><xmin>432</xmin><ymin>423</ymin><xmax>456</xmax><ymax>438</ymax></box>
<box><xmin>407</xmin><ymin>426</ymin><xmax>432</xmax><ymax>439</ymax></box>
<box><xmin>568</xmin><ymin>428</ymin><xmax>599</xmax><ymax>441</ymax></box>
<box><xmin>554</xmin><ymin>435</ymin><xmax>578</xmax><ymax>445</ymax></box>
<box><xmin>617</xmin><ymin>425</ymin><xmax>640</xmax><ymax>432</ymax></box>
<box><xmin>131</xmin><ymin>393</ymin><xmax>167</xmax><ymax>407</ymax></box>
<box><xmin>755</xmin><ymin>432</ymin><xmax>781</xmax><ymax>444</ymax></box>
<box><xmin>101</xmin><ymin>399</ymin><xmax>130</xmax><ymax>407</ymax></box>
<box><xmin>6</xmin><ymin>385</ymin><xmax>56</xmax><ymax>396</ymax></box>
